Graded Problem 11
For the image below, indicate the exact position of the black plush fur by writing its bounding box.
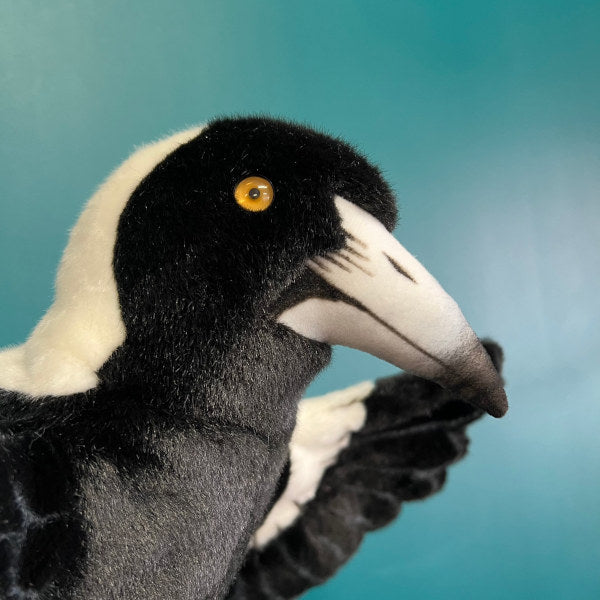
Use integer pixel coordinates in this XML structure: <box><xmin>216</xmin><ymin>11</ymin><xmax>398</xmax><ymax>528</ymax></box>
<box><xmin>228</xmin><ymin>341</ymin><xmax>503</xmax><ymax>600</ymax></box>
<box><xmin>0</xmin><ymin>117</ymin><xmax>501</xmax><ymax>599</ymax></box>
<box><xmin>0</xmin><ymin>118</ymin><xmax>398</xmax><ymax>599</ymax></box>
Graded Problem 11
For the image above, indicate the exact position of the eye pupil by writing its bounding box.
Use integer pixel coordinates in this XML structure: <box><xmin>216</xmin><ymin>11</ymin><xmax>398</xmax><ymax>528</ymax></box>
<box><xmin>248</xmin><ymin>187</ymin><xmax>261</xmax><ymax>200</ymax></box>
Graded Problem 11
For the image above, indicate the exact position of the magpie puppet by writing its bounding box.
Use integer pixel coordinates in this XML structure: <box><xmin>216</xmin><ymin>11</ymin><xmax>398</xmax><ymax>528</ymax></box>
<box><xmin>0</xmin><ymin>117</ymin><xmax>507</xmax><ymax>599</ymax></box>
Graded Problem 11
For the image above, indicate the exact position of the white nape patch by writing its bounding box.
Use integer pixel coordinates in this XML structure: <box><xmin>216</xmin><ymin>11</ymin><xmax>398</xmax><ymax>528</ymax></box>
<box><xmin>251</xmin><ymin>380</ymin><xmax>373</xmax><ymax>549</ymax></box>
<box><xmin>0</xmin><ymin>126</ymin><xmax>203</xmax><ymax>398</ymax></box>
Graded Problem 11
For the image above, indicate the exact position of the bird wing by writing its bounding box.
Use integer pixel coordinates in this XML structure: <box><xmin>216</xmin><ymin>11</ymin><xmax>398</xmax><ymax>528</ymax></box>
<box><xmin>227</xmin><ymin>341</ymin><xmax>503</xmax><ymax>600</ymax></box>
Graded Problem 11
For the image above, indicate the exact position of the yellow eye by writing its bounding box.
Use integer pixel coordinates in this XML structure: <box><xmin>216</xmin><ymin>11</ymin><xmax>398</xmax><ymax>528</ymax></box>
<box><xmin>234</xmin><ymin>176</ymin><xmax>274</xmax><ymax>212</ymax></box>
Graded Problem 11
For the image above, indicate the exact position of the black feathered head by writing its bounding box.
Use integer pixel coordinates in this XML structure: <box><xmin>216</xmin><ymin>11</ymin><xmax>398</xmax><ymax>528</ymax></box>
<box><xmin>0</xmin><ymin>117</ymin><xmax>507</xmax><ymax>417</ymax></box>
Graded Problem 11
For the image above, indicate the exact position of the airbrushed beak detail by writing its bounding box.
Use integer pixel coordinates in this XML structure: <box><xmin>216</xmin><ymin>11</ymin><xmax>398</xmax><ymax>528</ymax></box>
<box><xmin>277</xmin><ymin>196</ymin><xmax>508</xmax><ymax>417</ymax></box>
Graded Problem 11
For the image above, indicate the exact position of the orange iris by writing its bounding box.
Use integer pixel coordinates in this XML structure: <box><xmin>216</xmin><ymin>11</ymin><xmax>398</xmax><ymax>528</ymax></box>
<box><xmin>234</xmin><ymin>176</ymin><xmax>274</xmax><ymax>212</ymax></box>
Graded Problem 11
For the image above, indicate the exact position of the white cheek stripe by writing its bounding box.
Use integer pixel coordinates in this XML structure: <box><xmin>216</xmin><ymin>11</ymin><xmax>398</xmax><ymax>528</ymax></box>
<box><xmin>0</xmin><ymin>126</ymin><xmax>203</xmax><ymax>398</ymax></box>
<box><xmin>250</xmin><ymin>380</ymin><xmax>373</xmax><ymax>549</ymax></box>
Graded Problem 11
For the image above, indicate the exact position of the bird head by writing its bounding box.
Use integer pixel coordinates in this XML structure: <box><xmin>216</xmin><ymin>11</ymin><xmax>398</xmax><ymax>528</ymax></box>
<box><xmin>0</xmin><ymin>116</ymin><xmax>505</xmax><ymax>417</ymax></box>
<box><xmin>110</xmin><ymin>116</ymin><xmax>507</xmax><ymax>417</ymax></box>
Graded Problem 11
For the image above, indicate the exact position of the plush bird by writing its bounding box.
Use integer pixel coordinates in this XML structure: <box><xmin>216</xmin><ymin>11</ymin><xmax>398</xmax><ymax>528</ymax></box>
<box><xmin>0</xmin><ymin>117</ymin><xmax>507</xmax><ymax>600</ymax></box>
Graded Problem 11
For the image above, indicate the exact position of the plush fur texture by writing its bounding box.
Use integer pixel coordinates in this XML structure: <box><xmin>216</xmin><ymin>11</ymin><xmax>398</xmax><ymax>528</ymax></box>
<box><xmin>228</xmin><ymin>341</ymin><xmax>503</xmax><ymax>600</ymax></box>
<box><xmin>0</xmin><ymin>127</ymin><xmax>202</xmax><ymax>397</ymax></box>
<box><xmin>0</xmin><ymin>117</ymin><xmax>507</xmax><ymax>599</ymax></box>
<box><xmin>252</xmin><ymin>380</ymin><xmax>373</xmax><ymax>549</ymax></box>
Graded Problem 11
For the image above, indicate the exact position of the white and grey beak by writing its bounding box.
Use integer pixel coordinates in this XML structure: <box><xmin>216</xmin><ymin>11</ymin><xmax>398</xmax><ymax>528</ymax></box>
<box><xmin>278</xmin><ymin>196</ymin><xmax>508</xmax><ymax>417</ymax></box>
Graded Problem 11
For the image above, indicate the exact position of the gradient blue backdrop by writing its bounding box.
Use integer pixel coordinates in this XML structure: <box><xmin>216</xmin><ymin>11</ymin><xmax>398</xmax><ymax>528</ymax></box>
<box><xmin>1</xmin><ymin>1</ymin><xmax>599</xmax><ymax>598</ymax></box>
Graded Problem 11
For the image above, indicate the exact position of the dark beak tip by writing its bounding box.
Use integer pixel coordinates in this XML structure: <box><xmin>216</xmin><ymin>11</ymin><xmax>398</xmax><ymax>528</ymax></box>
<box><xmin>488</xmin><ymin>403</ymin><xmax>509</xmax><ymax>419</ymax></box>
<box><xmin>481</xmin><ymin>388</ymin><xmax>509</xmax><ymax>418</ymax></box>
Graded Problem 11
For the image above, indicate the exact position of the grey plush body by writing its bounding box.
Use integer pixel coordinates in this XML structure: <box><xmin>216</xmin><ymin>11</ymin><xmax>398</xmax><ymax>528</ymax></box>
<box><xmin>1</xmin><ymin>325</ymin><xmax>327</xmax><ymax>599</ymax></box>
<box><xmin>229</xmin><ymin>341</ymin><xmax>503</xmax><ymax>599</ymax></box>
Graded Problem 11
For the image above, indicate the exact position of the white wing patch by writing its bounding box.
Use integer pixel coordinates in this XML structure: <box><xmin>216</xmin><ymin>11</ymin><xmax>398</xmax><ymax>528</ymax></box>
<box><xmin>0</xmin><ymin>126</ymin><xmax>203</xmax><ymax>398</ymax></box>
<box><xmin>251</xmin><ymin>380</ymin><xmax>374</xmax><ymax>549</ymax></box>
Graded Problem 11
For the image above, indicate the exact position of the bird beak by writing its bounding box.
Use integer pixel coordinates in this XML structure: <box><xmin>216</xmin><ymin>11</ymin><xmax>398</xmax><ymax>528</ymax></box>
<box><xmin>277</xmin><ymin>196</ymin><xmax>508</xmax><ymax>417</ymax></box>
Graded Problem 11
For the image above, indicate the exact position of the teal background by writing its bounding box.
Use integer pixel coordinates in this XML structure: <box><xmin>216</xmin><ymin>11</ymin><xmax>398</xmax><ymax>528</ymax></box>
<box><xmin>1</xmin><ymin>1</ymin><xmax>599</xmax><ymax>598</ymax></box>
